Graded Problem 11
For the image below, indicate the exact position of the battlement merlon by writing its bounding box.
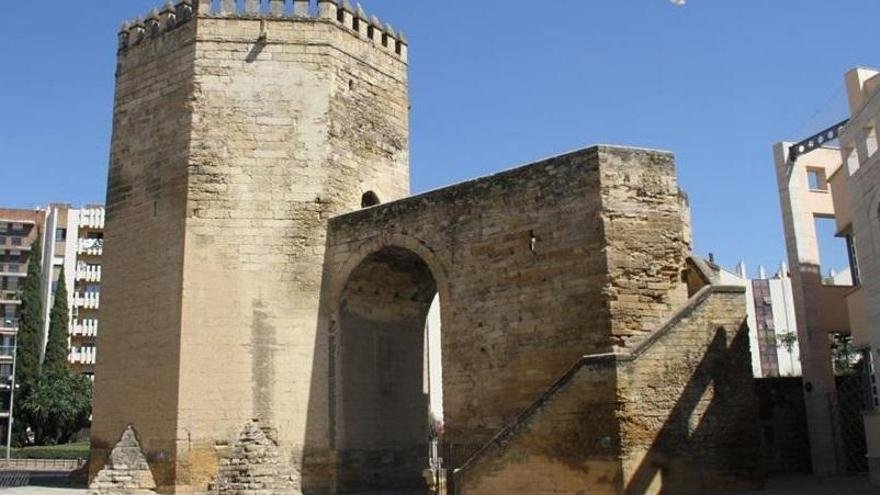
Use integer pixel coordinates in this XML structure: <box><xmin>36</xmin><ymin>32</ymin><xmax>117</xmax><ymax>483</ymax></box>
<box><xmin>118</xmin><ymin>0</ymin><xmax>408</xmax><ymax>62</ymax></box>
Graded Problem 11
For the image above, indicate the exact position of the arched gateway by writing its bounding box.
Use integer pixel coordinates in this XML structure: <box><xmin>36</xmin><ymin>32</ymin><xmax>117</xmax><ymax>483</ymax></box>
<box><xmin>335</xmin><ymin>246</ymin><xmax>440</xmax><ymax>493</ymax></box>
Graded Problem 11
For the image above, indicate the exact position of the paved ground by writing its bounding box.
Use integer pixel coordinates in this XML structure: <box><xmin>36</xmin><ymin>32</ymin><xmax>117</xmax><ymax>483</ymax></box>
<box><xmin>0</xmin><ymin>475</ymin><xmax>874</xmax><ymax>494</ymax></box>
<box><xmin>736</xmin><ymin>475</ymin><xmax>876</xmax><ymax>495</ymax></box>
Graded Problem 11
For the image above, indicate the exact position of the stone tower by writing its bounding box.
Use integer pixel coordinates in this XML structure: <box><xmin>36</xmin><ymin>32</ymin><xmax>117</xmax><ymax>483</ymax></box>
<box><xmin>91</xmin><ymin>0</ymin><xmax>409</xmax><ymax>492</ymax></box>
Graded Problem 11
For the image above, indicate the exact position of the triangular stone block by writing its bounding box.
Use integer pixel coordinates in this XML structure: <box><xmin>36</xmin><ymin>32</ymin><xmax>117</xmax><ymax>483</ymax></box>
<box><xmin>88</xmin><ymin>425</ymin><xmax>157</xmax><ymax>494</ymax></box>
<box><xmin>215</xmin><ymin>420</ymin><xmax>300</xmax><ymax>495</ymax></box>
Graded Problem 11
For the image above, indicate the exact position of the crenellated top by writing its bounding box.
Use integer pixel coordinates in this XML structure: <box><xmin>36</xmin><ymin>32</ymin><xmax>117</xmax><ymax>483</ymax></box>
<box><xmin>118</xmin><ymin>0</ymin><xmax>195</xmax><ymax>51</ymax></box>
<box><xmin>119</xmin><ymin>0</ymin><xmax>407</xmax><ymax>61</ymax></box>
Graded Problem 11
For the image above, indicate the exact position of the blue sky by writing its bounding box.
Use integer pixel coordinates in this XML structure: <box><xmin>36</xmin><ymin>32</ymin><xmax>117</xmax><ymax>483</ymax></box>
<box><xmin>1</xmin><ymin>0</ymin><xmax>873</xmax><ymax>274</ymax></box>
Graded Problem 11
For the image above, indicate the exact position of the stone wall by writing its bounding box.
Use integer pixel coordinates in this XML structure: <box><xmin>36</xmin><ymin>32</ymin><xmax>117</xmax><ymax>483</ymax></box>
<box><xmin>617</xmin><ymin>287</ymin><xmax>760</xmax><ymax>495</ymax></box>
<box><xmin>454</xmin><ymin>284</ymin><xmax>761</xmax><ymax>495</ymax></box>
<box><xmin>176</xmin><ymin>11</ymin><xmax>408</xmax><ymax>489</ymax></box>
<box><xmin>321</xmin><ymin>145</ymin><xmax>692</xmax><ymax>490</ymax></box>
<box><xmin>90</xmin><ymin>14</ymin><xmax>197</xmax><ymax>488</ymax></box>
<box><xmin>754</xmin><ymin>377</ymin><xmax>812</xmax><ymax>475</ymax></box>
<box><xmin>93</xmin><ymin>1</ymin><xmax>408</xmax><ymax>492</ymax></box>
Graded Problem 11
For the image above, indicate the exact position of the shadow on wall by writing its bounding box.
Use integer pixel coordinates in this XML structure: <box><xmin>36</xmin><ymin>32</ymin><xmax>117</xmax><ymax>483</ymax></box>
<box><xmin>623</xmin><ymin>325</ymin><xmax>763</xmax><ymax>495</ymax></box>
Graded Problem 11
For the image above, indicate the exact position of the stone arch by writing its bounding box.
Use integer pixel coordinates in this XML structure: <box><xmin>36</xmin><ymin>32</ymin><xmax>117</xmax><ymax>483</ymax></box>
<box><xmin>329</xmin><ymin>233</ymin><xmax>451</xmax><ymax>312</ymax></box>
<box><xmin>333</xmin><ymin>242</ymin><xmax>447</xmax><ymax>493</ymax></box>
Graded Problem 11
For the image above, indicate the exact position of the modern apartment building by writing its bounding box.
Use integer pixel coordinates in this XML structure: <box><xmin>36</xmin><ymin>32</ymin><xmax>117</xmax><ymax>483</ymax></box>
<box><xmin>0</xmin><ymin>208</ymin><xmax>45</xmax><ymax>445</ymax></box>
<box><xmin>774</xmin><ymin>66</ymin><xmax>880</xmax><ymax>482</ymax></box>
<box><xmin>829</xmin><ymin>67</ymin><xmax>880</xmax><ymax>484</ymax></box>
<box><xmin>0</xmin><ymin>205</ymin><xmax>104</xmax><ymax>377</ymax></box>
<box><xmin>42</xmin><ymin>204</ymin><xmax>105</xmax><ymax>378</ymax></box>
<box><xmin>715</xmin><ymin>261</ymin><xmax>802</xmax><ymax>378</ymax></box>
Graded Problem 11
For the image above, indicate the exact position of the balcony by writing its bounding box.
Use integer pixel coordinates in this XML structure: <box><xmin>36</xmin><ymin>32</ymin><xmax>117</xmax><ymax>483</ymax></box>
<box><xmin>78</xmin><ymin>208</ymin><xmax>105</xmax><ymax>230</ymax></box>
<box><xmin>73</xmin><ymin>292</ymin><xmax>100</xmax><ymax>310</ymax></box>
<box><xmin>68</xmin><ymin>346</ymin><xmax>97</xmax><ymax>365</ymax></box>
<box><xmin>75</xmin><ymin>264</ymin><xmax>102</xmax><ymax>283</ymax></box>
<box><xmin>0</xmin><ymin>291</ymin><xmax>21</xmax><ymax>305</ymax></box>
<box><xmin>0</xmin><ymin>319</ymin><xmax>18</xmax><ymax>333</ymax></box>
<box><xmin>0</xmin><ymin>265</ymin><xmax>26</xmax><ymax>277</ymax></box>
<box><xmin>0</xmin><ymin>237</ymin><xmax>32</xmax><ymax>252</ymax></box>
<box><xmin>77</xmin><ymin>238</ymin><xmax>104</xmax><ymax>256</ymax></box>
<box><xmin>71</xmin><ymin>319</ymin><xmax>99</xmax><ymax>337</ymax></box>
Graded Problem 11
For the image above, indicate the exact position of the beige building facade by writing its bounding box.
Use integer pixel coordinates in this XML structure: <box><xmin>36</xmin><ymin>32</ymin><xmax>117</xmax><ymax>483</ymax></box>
<box><xmin>832</xmin><ymin>67</ymin><xmax>880</xmax><ymax>484</ymax></box>
<box><xmin>774</xmin><ymin>66</ymin><xmax>880</xmax><ymax>484</ymax></box>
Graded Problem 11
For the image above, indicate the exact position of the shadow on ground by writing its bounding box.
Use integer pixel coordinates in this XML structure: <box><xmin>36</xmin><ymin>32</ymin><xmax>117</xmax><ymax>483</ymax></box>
<box><xmin>735</xmin><ymin>475</ymin><xmax>875</xmax><ymax>495</ymax></box>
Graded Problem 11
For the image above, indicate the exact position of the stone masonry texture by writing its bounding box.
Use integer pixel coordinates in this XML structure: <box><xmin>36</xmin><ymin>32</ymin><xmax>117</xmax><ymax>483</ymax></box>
<box><xmin>92</xmin><ymin>1</ymin><xmax>761</xmax><ymax>494</ymax></box>
<box><xmin>88</xmin><ymin>426</ymin><xmax>157</xmax><ymax>495</ymax></box>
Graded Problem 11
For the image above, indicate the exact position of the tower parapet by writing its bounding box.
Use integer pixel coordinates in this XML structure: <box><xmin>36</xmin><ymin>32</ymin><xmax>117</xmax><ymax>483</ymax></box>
<box><xmin>119</xmin><ymin>0</ymin><xmax>407</xmax><ymax>61</ymax></box>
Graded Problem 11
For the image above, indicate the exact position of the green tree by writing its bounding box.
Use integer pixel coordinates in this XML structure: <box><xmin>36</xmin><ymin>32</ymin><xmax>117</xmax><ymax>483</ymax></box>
<box><xmin>44</xmin><ymin>269</ymin><xmax>70</xmax><ymax>375</ymax></box>
<box><xmin>15</xmin><ymin>233</ymin><xmax>43</xmax><ymax>393</ymax></box>
<box><xmin>14</xmin><ymin>234</ymin><xmax>44</xmax><ymax>444</ymax></box>
<box><xmin>20</xmin><ymin>370</ymin><xmax>92</xmax><ymax>445</ymax></box>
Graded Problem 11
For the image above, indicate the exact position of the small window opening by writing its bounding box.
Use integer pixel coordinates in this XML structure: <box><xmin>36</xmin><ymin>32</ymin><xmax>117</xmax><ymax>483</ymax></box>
<box><xmin>352</xmin><ymin>17</ymin><xmax>360</xmax><ymax>32</ymax></box>
<box><xmin>845</xmin><ymin>147</ymin><xmax>860</xmax><ymax>174</ymax></box>
<box><xmin>814</xmin><ymin>216</ymin><xmax>852</xmax><ymax>286</ymax></box>
<box><xmin>349</xmin><ymin>79</ymin><xmax>355</xmax><ymax>91</ymax></box>
<box><xmin>846</xmin><ymin>234</ymin><xmax>861</xmax><ymax>286</ymax></box>
<box><xmin>367</xmin><ymin>25</ymin><xmax>374</xmax><ymax>39</ymax></box>
<box><xmin>361</xmin><ymin>191</ymin><xmax>380</xmax><ymax>208</ymax></box>
<box><xmin>382</xmin><ymin>33</ymin><xmax>389</xmax><ymax>47</ymax></box>
<box><xmin>807</xmin><ymin>167</ymin><xmax>828</xmax><ymax>192</ymax></box>
<box><xmin>864</xmin><ymin>126</ymin><xmax>878</xmax><ymax>158</ymax></box>
<box><xmin>395</xmin><ymin>40</ymin><xmax>402</xmax><ymax>55</ymax></box>
<box><xmin>336</xmin><ymin>9</ymin><xmax>345</xmax><ymax>23</ymax></box>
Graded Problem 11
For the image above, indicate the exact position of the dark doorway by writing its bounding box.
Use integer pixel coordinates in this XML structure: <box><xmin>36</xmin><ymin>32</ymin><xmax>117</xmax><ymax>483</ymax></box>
<box><xmin>337</xmin><ymin>247</ymin><xmax>437</xmax><ymax>493</ymax></box>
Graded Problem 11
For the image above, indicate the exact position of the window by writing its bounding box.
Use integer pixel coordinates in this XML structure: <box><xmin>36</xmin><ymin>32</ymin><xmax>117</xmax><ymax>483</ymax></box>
<box><xmin>361</xmin><ymin>191</ymin><xmax>381</xmax><ymax>208</ymax></box>
<box><xmin>864</xmin><ymin>126</ymin><xmax>878</xmax><ymax>159</ymax></box>
<box><xmin>846</xmin><ymin>235</ymin><xmax>861</xmax><ymax>286</ymax></box>
<box><xmin>2</xmin><ymin>278</ymin><xmax>17</xmax><ymax>292</ymax></box>
<box><xmin>55</xmin><ymin>228</ymin><xmax>67</xmax><ymax>242</ymax></box>
<box><xmin>807</xmin><ymin>167</ymin><xmax>828</xmax><ymax>191</ymax></box>
<box><xmin>815</xmin><ymin>216</ymin><xmax>852</xmax><ymax>286</ymax></box>
<box><xmin>10</xmin><ymin>223</ymin><xmax>22</xmax><ymax>232</ymax></box>
<box><xmin>2</xmin><ymin>306</ymin><xmax>15</xmax><ymax>328</ymax></box>
<box><xmin>9</xmin><ymin>237</ymin><xmax>21</xmax><ymax>247</ymax></box>
<box><xmin>845</xmin><ymin>147</ymin><xmax>861</xmax><ymax>174</ymax></box>
<box><xmin>0</xmin><ymin>364</ymin><xmax>12</xmax><ymax>380</ymax></box>
<box><xmin>7</xmin><ymin>264</ymin><xmax>18</xmax><ymax>274</ymax></box>
<box><xmin>0</xmin><ymin>236</ymin><xmax>5</xmax><ymax>246</ymax></box>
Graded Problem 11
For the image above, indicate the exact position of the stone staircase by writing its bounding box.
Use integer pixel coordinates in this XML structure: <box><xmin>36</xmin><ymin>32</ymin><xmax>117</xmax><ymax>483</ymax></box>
<box><xmin>451</xmin><ymin>260</ymin><xmax>761</xmax><ymax>495</ymax></box>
